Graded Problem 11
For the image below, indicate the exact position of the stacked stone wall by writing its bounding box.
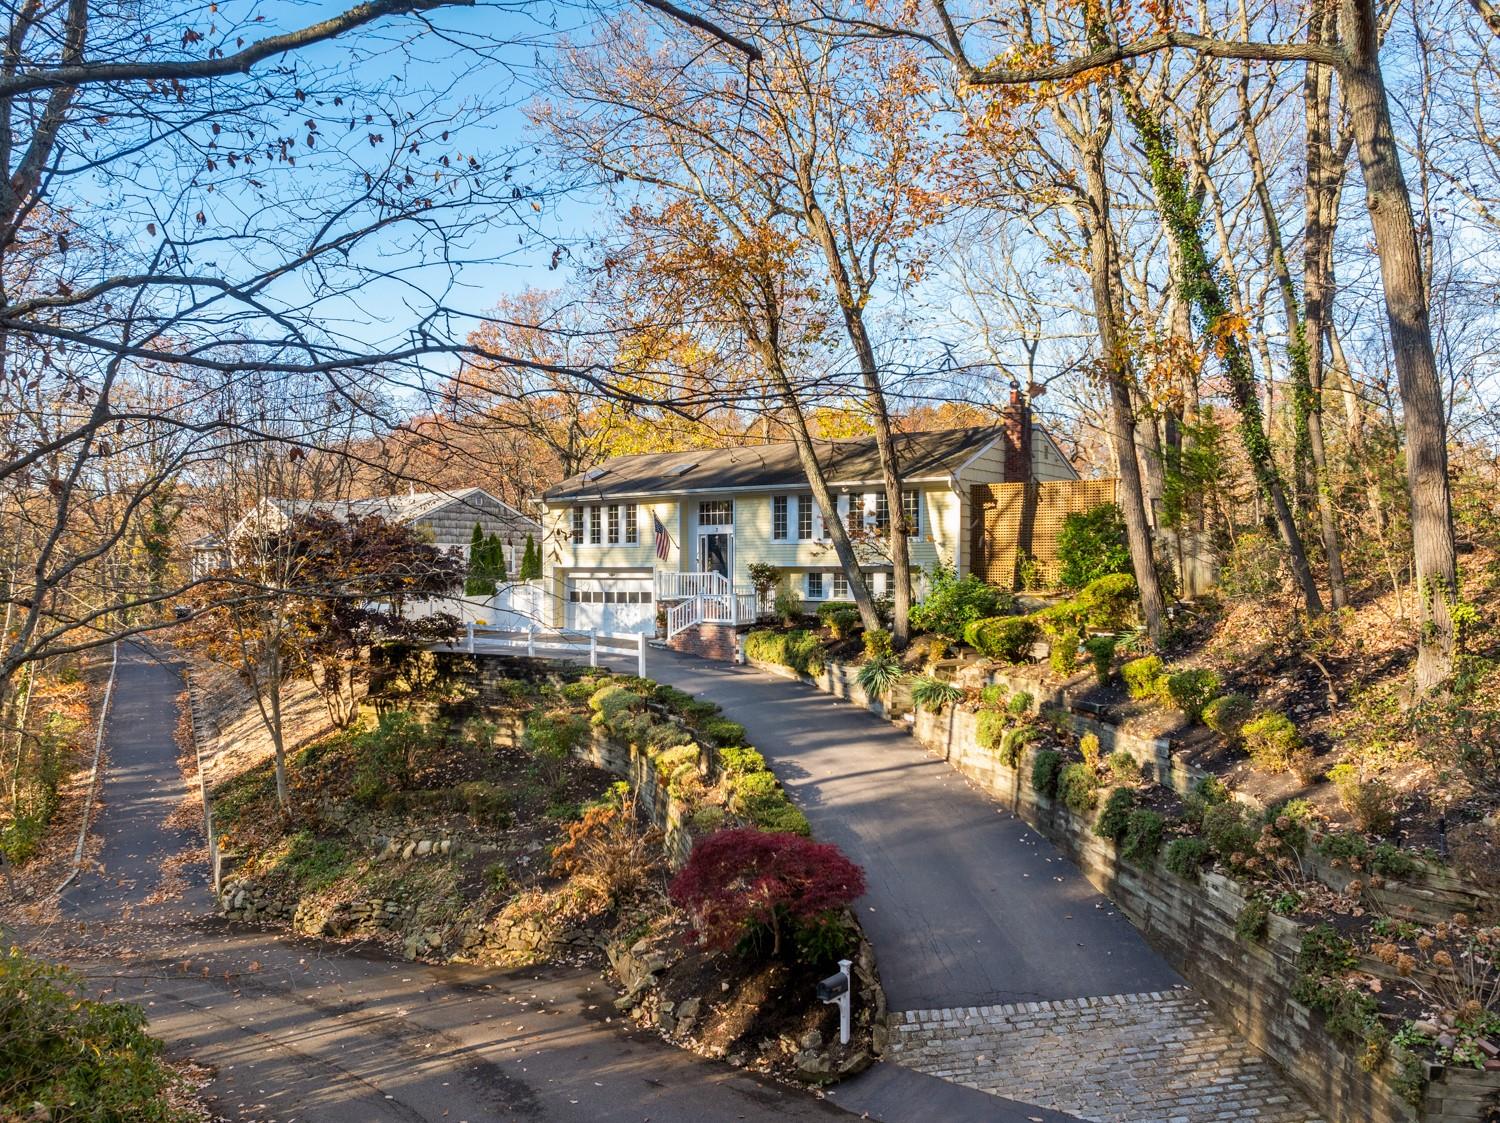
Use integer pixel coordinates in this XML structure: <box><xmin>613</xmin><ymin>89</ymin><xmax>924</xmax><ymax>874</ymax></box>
<box><xmin>748</xmin><ymin>653</ymin><xmax>1500</xmax><ymax>1123</ymax></box>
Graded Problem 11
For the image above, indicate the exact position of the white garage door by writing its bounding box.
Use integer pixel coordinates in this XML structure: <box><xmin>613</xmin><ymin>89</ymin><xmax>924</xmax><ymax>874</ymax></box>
<box><xmin>565</xmin><ymin>575</ymin><xmax>655</xmax><ymax>635</ymax></box>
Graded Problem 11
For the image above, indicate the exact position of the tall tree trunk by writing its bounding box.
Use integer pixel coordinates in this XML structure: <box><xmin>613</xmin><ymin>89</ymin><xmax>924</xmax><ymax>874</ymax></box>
<box><xmin>1136</xmin><ymin>406</ymin><xmax>1166</xmax><ymax>529</ymax></box>
<box><xmin>1241</xmin><ymin>58</ymin><xmax>1348</xmax><ymax>608</ymax></box>
<box><xmin>755</xmin><ymin>343</ymin><xmax>881</xmax><ymax>632</ymax></box>
<box><xmin>1123</xmin><ymin>87</ymin><xmax>1324</xmax><ymax>617</ymax></box>
<box><xmin>1342</xmin><ymin>0</ymin><xmax>1458</xmax><ymax>689</ymax></box>
<box><xmin>801</xmin><ymin>195</ymin><xmax>912</xmax><ymax>647</ymax></box>
<box><xmin>1080</xmin><ymin>128</ymin><xmax>1167</xmax><ymax>644</ymax></box>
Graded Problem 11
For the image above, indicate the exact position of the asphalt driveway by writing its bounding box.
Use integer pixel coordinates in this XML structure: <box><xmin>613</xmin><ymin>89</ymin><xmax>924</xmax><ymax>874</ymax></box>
<box><xmin>641</xmin><ymin>648</ymin><xmax>1182</xmax><ymax>1013</ymax></box>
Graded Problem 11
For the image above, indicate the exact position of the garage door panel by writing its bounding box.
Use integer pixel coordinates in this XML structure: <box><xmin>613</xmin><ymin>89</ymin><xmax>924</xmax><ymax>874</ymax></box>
<box><xmin>565</xmin><ymin>575</ymin><xmax>654</xmax><ymax>634</ymax></box>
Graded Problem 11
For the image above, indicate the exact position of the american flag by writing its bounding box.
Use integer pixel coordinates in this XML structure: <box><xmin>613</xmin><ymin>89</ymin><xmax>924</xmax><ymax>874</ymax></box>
<box><xmin>652</xmin><ymin>513</ymin><xmax>673</xmax><ymax>561</ymax></box>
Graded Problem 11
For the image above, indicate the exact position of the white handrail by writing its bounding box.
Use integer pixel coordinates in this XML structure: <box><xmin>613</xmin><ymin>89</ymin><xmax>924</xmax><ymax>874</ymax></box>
<box><xmin>666</xmin><ymin>597</ymin><xmax>701</xmax><ymax>638</ymax></box>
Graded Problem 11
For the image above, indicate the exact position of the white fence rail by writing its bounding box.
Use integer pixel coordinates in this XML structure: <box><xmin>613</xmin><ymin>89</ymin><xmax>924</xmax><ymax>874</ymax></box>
<box><xmin>435</xmin><ymin>624</ymin><xmax>647</xmax><ymax>676</ymax></box>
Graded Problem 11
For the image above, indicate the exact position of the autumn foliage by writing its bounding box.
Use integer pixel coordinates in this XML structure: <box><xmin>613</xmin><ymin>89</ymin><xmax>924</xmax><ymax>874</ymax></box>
<box><xmin>669</xmin><ymin>828</ymin><xmax>866</xmax><ymax>958</ymax></box>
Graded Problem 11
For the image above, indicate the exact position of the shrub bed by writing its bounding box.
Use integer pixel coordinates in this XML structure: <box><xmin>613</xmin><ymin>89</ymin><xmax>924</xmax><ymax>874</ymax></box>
<box><xmin>745</xmin><ymin>629</ymin><xmax>826</xmax><ymax>676</ymax></box>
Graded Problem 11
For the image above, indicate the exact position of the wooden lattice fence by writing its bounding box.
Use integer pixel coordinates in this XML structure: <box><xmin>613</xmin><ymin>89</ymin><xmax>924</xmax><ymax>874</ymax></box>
<box><xmin>970</xmin><ymin>479</ymin><xmax>1118</xmax><ymax>589</ymax></box>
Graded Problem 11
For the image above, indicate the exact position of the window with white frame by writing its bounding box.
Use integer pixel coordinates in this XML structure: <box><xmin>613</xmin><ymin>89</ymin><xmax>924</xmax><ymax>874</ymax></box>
<box><xmin>797</xmin><ymin>495</ymin><xmax>813</xmax><ymax>540</ymax></box>
<box><xmin>832</xmin><ymin>571</ymin><xmax>849</xmax><ymax>599</ymax></box>
<box><xmin>845</xmin><ymin>494</ymin><xmax>862</xmax><ymax>535</ymax></box>
<box><xmin>588</xmin><ymin>505</ymin><xmax>602</xmax><ymax>545</ymax></box>
<box><xmin>624</xmin><ymin>504</ymin><xmax>638</xmax><ymax>544</ymax></box>
<box><xmin>772</xmin><ymin>495</ymin><xmax>789</xmax><ymax>541</ymax></box>
<box><xmin>874</xmin><ymin>492</ymin><xmax>890</xmax><ymax>532</ymax></box>
<box><xmin>606</xmin><ymin>504</ymin><xmax>621</xmax><ymax>544</ymax></box>
<box><xmin>699</xmin><ymin>499</ymin><xmax>733</xmax><ymax>526</ymax></box>
<box><xmin>571</xmin><ymin>507</ymin><xmax>584</xmax><ymax>544</ymax></box>
<box><xmin>902</xmin><ymin>490</ymin><xmax>921</xmax><ymax>536</ymax></box>
<box><xmin>805</xmin><ymin>571</ymin><xmax>825</xmax><ymax>599</ymax></box>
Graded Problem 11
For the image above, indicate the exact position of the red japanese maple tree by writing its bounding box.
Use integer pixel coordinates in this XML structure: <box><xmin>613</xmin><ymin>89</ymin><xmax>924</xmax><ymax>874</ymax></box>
<box><xmin>669</xmin><ymin>828</ymin><xmax>866</xmax><ymax>957</ymax></box>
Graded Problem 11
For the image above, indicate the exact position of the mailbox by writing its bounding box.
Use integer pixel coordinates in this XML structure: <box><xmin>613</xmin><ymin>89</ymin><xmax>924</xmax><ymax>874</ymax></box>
<box><xmin>817</xmin><ymin>972</ymin><xmax>850</xmax><ymax>1003</ymax></box>
<box><xmin>817</xmin><ymin>958</ymin><xmax>853</xmax><ymax>1045</ymax></box>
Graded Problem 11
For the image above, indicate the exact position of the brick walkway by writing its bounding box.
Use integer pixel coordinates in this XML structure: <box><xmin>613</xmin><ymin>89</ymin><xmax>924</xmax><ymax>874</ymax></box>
<box><xmin>887</xmin><ymin>990</ymin><xmax>1323</xmax><ymax>1123</ymax></box>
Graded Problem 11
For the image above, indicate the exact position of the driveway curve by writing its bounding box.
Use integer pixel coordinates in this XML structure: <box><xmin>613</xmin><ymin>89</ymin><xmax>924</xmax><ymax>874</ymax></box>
<box><xmin>18</xmin><ymin>643</ymin><xmax>851</xmax><ymax>1123</ymax></box>
<box><xmin>641</xmin><ymin>649</ymin><xmax>1182</xmax><ymax>1013</ymax></box>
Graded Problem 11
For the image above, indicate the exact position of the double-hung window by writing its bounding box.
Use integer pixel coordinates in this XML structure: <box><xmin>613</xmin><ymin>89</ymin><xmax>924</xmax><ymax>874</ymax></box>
<box><xmin>772</xmin><ymin>496</ymin><xmax>789</xmax><ymax>541</ymax></box>
<box><xmin>902</xmin><ymin>490</ymin><xmax>921</xmax><ymax>536</ymax></box>
<box><xmin>588</xmin><ymin>505</ymin><xmax>602</xmax><ymax>545</ymax></box>
<box><xmin>571</xmin><ymin>507</ymin><xmax>584</xmax><ymax>544</ymax></box>
<box><xmin>607</xmin><ymin>504</ymin><xmax>621</xmax><ymax>545</ymax></box>
<box><xmin>874</xmin><ymin>492</ymin><xmax>890</xmax><ymax>532</ymax></box>
<box><xmin>845</xmin><ymin>494</ymin><xmax>863</xmax><ymax>535</ymax></box>
<box><xmin>797</xmin><ymin>495</ymin><xmax>813</xmax><ymax>541</ymax></box>
<box><xmin>806</xmin><ymin>572</ymin><xmax>825</xmax><ymax>600</ymax></box>
<box><xmin>624</xmin><ymin>504</ymin><xmax>638</xmax><ymax>544</ymax></box>
<box><xmin>832</xmin><ymin>571</ymin><xmax>849</xmax><ymax>599</ymax></box>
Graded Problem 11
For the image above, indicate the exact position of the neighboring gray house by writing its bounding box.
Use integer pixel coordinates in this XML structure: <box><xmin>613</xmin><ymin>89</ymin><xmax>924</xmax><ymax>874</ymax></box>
<box><xmin>228</xmin><ymin>487</ymin><xmax>540</xmax><ymax>572</ymax></box>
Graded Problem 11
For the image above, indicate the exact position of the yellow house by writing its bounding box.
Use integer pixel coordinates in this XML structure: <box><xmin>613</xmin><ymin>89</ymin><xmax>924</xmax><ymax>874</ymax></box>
<box><xmin>533</xmin><ymin>409</ymin><xmax>1077</xmax><ymax>637</ymax></box>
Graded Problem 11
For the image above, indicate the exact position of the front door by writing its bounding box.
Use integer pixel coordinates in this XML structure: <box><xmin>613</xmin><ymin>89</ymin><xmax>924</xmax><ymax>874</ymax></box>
<box><xmin>698</xmin><ymin>531</ymin><xmax>732</xmax><ymax>581</ymax></box>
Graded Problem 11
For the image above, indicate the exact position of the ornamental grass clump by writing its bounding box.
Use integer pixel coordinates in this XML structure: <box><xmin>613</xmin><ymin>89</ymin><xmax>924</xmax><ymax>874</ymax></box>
<box><xmin>857</xmin><ymin>654</ymin><xmax>904</xmax><ymax>698</ymax></box>
<box><xmin>909</xmin><ymin>675</ymin><xmax>963</xmax><ymax>713</ymax></box>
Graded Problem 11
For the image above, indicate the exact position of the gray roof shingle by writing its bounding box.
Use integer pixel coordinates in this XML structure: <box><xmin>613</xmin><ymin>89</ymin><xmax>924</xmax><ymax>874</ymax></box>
<box><xmin>542</xmin><ymin>426</ymin><xmax>1011</xmax><ymax>503</ymax></box>
<box><xmin>266</xmin><ymin>487</ymin><xmax>535</xmax><ymax>527</ymax></box>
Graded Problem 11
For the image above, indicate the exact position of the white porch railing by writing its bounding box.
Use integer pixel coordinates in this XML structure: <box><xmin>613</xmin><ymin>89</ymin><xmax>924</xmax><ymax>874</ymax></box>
<box><xmin>656</xmin><ymin>569</ymin><xmax>731</xmax><ymax>599</ymax></box>
<box><xmin>664</xmin><ymin>583</ymin><xmax>763</xmax><ymax>639</ymax></box>
<box><xmin>701</xmin><ymin>592</ymin><xmax>759</xmax><ymax>625</ymax></box>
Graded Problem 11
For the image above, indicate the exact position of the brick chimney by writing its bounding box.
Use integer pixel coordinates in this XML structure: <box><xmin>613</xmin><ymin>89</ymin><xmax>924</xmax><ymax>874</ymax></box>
<box><xmin>1001</xmin><ymin>381</ymin><xmax>1032</xmax><ymax>483</ymax></box>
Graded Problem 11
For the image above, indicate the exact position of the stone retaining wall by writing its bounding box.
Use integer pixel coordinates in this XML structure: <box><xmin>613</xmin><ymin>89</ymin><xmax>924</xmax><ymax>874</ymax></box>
<box><xmin>749</xmin><ymin>653</ymin><xmax>1500</xmax><ymax>1123</ymax></box>
<box><xmin>574</xmin><ymin>722</ymin><xmax>697</xmax><ymax>869</ymax></box>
